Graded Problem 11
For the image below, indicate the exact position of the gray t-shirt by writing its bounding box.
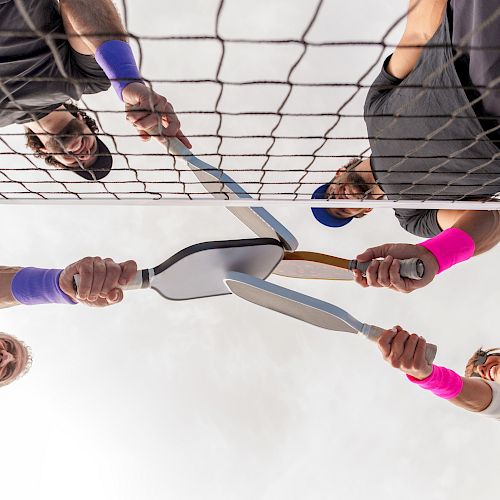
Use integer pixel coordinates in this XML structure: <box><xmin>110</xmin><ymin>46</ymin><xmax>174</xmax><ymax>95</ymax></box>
<box><xmin>364</xmin><ymin>2</ymin><xmax>500</xmax><ymax>237</ymax></box>
<box><xmin>0</xmin><ymin>0</ymin><xmax>110</xmax><ymax>127</ymax></box>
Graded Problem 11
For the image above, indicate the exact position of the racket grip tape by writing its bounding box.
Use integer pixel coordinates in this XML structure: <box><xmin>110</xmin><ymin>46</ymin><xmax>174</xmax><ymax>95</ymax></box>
<box><xmin>72</xmin><ymin>270</ymin><xmax>145</xmax><ymax>292</ymax></box>
<box><xmin>351</xmin><ymin>258</ymin><xmax>425</xmax><ymax>280</ymax></box>
<box><xmin>361</xmin><ymin>325</ymin><xmax>437</xmax><ymax>364</ymax></box>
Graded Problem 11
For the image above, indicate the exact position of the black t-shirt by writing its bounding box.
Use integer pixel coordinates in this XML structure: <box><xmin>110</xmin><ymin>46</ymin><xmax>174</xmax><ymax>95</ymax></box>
<box><xmin>0</xmin><ymin>0</ymin><xmax>110</xmax><ymax>126</ymax></box>
<box><xmin>364</xmin><ymin>2</ymin><xmax>500</xmax><ymax>237</ymax></box>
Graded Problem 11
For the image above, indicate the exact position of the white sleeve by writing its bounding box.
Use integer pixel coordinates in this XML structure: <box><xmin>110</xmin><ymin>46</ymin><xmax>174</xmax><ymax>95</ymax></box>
<box><xmin>478</xmin><ymin>381</ymin><xmax>500</xmax><ymax>420</ymax></box>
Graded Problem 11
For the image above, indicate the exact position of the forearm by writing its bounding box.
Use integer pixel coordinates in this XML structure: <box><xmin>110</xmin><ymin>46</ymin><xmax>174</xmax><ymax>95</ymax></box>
<box><xmin>449</xmin><ymin>377</ymin><xmax>493</xmax><ymax>413</ymax></box>
<box><xmin>0</xmin><ymin>267</ymin><xmax>21</xmax><ymax>309</ymax></box>
<box><xmin>387</xmin><ymin>0</ymin><xmax>447</xmax><ymax>79</ymax></box>
<box><xmin>59</xmin><ymin>0</ymin><xmax>127</xmax><ymax>54</ymax></box>
<box><xmin>437</xmin><ymin>209</ymin><xmax>500</xmax><ymax>255</ymax></box>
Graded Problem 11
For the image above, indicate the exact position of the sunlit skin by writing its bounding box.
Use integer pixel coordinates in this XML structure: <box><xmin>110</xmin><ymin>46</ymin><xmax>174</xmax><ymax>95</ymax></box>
<box><xmin>474</xmin><ymin>355</ymin><xmax>500</xmax><ymax>383</ymax></box>
<box><xmin>378</xmin><ymin>327</ymin><xmax>497</xmax><ymax>414</ymax></box>
<box><xmin>325</xmin><ymin>159</ymin><xmax>384</xmax><ymax>219</ymax></box>
<box><xmin>0</xmin><ymin>333</ymin><xmax>29</xmax><ymax>386</ymax></box>
<box><xmin>27</xmin><ymin>108</ymin><xmax>98</xmax><ymax>169</ymax></box>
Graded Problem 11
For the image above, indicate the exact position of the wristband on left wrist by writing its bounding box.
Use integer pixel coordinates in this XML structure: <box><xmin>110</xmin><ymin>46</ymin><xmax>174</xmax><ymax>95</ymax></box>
<box><xmin>95</xmin><ymin>40</ymin><xmax>144</xmax><ymax>100</ymax></box>
<box><xmin>11</xmin><ymin>268</ymin><xmax>77</xmax><ymax>305</ymax></box>
<box><xmin>407</xmin><ymin>365</ymin><xmax>463</xmax><ymax>400</ymax></box>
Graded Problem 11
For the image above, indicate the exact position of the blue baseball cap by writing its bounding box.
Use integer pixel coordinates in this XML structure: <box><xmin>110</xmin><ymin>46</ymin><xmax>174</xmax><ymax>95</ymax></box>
<box><xmin>311</xmin><ymin>183</ymin><xmax>353</xmax><ymax>228</ymax></box>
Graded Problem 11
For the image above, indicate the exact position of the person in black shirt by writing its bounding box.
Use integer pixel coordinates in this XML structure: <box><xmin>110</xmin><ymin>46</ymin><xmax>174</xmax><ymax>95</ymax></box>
<box><xmin>0</xmin><ymin>0</ymin><xmax>191</xmax><ymax>180</ymax></box>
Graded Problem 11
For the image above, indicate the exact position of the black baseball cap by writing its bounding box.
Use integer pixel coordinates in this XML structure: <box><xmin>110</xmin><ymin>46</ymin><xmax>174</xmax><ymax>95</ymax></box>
<box><xmin>71</xmin><ymin>137</ymin><xmax>113</xmax><ymax>181</ymax></box>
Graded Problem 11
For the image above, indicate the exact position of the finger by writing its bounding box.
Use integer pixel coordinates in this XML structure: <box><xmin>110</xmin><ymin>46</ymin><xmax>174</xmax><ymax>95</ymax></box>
<box><xmin>378</xmin><ymin>328</ymin><xmax>399</xmax><ymax>357</ymax></box>
<box><xmin>76</xmin><ymin>257</ymin><xmax>94</xmax><ymax>301</ymax></box>
<box><xmin>119</xmin><ymin>260</ymin><xmax>138</xmax><ymax>286</ymax></box>
<box><xmin>414</xmin><ymin>337</ymin><xmax>429</xmax><ymax>369</ymax></box>
<box><xmin>388</xmin><ymin>330</ymin><xmax>410</xmax><ymax>366</ymax></box>
<box><xmin>352</xmin><ymin>269</ymin><xmax>369</xmax><ymax>288</ymax></box>
<box><xmin>126</xmin><ymin>109</ymin><xmax>149</xmax><ymax>124</ymax></box>
<box><xmin>88</xmin><ymin>258</ymin><xmax>106</xmax><ymax>302</ymax></box>
<box><xmin>400</xmin><ymin>333</ymin><xmax>419</xmax><ymax>368</ymax></box>
<box><xmin>100</xmin><ymin>259</ymin><xmax>122</xmax><ymax>297</ymax></box>
<box><xmin>365</xmin><ymin>260</ymin><xmax>382</xmax><ymax>287</ymax></box>
<box><xmin>388</xmin><ymin>259</ymin><xmax>411</xmax><ymax>294</ymax></box>
<box><xmin>134</xmin><ymin>101</ymin><xmax>178</xmax><ymax>132</ymax></box>
<box><xmin>356</xmin><ymin>244</ymin><xmax>393</xmax><ymax>263</ymax></box>
<box><xmin>377</xmin><ymin>256</ymin><xmax>394</xmax><ymax>287</ymax></box>
<box><xmin>176</xmin><ymin>129</ymin><xmax>192</xmax><ymax>149</ymax></box>
<box><xmin>138</xmin><ymin>130</ymin><xmax>151</xmax><ymax>142</ymax></box>
<box><xmin>106</xmin><ymin>288</ymin><xmax>124</xmax><ymax>305</ymax></box>
<box><xmin>132</xmin><ymin>113</ymin><xmax>164</xmax><ymax>133</ymax></box>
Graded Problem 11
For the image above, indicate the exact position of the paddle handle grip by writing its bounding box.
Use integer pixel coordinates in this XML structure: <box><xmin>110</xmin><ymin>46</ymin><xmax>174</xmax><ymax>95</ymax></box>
<box><xmin>351</xmin><ymin>258</ymin><xmax>424</xmax><ymax>280</ymax></box>
<box><xmin>73</xmin><ymin>270</ymin><xmax>145</xmax><ymax>292</ymax></box>
<box><xmin>361</xmin><ymin>325</ymin><xmax>437</xmax><ymax>364</ymax></box>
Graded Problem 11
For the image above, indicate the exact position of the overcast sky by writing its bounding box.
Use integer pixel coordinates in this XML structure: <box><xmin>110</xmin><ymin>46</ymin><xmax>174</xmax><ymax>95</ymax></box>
<box><xmin>1</xmin><ymin>1</ymin><xmax>499</xmax><ymax>500</ymax></box>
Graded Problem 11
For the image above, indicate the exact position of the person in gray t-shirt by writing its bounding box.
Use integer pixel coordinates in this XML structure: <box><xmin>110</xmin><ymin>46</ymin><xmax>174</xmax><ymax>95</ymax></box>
<box><xmin>311</xmin><ymin>0</ymin><xmax>500</xmax><ymax>293</ymax></box>
<box><xmin>0</xmin><ymin>0</ymin><xmax>191</xmax><ymax>180</ymax></box>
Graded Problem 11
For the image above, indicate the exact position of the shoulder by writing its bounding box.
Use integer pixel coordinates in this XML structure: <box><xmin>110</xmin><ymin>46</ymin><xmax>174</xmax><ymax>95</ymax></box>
<box><xmin>393</xmin><ymin>209</ymin><xmax>441</xmax><ymax>237</ymax></box>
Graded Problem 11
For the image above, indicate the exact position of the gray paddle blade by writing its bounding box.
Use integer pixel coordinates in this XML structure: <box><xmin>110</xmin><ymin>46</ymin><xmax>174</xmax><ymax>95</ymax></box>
<box><xmin>167</xmin><ymin>138</ymin><xmax>298</xmax><ymax>251</ymax></box>
<box><xmin>224</xmin><ymin>272</ymin><xmax>364</xmax><ymax>333</ymax></box>
<box><xmin>150</xmin><ymin>239</ymin><xmax>284</xmax><ymax>301</ymax></box>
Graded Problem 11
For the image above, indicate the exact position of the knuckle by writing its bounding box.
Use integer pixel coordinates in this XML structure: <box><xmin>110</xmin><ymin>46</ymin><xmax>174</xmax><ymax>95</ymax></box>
<box><xmin>390</xmin><ymin>358</ymin><xmax>400</xmax><ymax>368</ymax></box>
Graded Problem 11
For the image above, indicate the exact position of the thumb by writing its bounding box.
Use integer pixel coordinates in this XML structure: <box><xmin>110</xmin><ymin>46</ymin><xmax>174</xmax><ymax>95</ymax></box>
<box><xmin>356</xmin><ymin>244</ymin><xmax>393</xmax><ymax>262</ymax></box>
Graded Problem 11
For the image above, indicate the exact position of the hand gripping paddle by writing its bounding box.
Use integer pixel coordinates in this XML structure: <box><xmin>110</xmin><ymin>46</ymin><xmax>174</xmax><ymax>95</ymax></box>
<box><xmin>224</xmin><ymin>271</ymin><xmax>437</xmax><ymax>363</ymax></box>
<box><xmin>273</xmin><ymin>251</ymin><xmax>425</xmax><ymax>281</ymax></box>
<box><xmin>74</xmin><ymin>238</ymin><xmax>284</xmax><ymax>300</ymax></box>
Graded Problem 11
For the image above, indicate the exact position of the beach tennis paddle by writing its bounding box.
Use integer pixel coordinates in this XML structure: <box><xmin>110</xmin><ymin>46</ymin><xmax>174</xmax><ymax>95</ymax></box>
<box><xmin>224</xmin><ymin>271</ymin><xmax>437</xmax><ymax>363</ymax></box>
<box><xmin>273</xmin><ymin>251</ymin><xmax>424</xmax><ymax>281</ymax></box>
<box><xmin>74</xmin><ymin>238</ymin><xmax>284</xmax><ymax>301</ymax></box>
<box><xmin>160</xmin><ymin>137</ymin><xmax>298</xmax><ymax>252</ymax></box>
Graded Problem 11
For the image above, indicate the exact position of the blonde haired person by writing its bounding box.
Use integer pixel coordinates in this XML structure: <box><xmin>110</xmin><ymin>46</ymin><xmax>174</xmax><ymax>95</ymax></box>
<box><xmin>0</xmin><ymin>255</ymin><xmax>137</xmax><ymax>388</ymax></box>
<box><xmin>378</xmin><ymin>327</ymin><xmax>500</xmax><ymax>419</ymax></box>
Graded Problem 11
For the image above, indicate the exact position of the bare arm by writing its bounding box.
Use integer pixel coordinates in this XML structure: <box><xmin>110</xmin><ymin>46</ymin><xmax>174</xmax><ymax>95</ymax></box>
<box><xmin>59</xmin><ymin>0</ymin><xmax>127</xmax><ymax>55</ymax></box>
<box><xmin>0</xmin><ymin>258</ymin><xmax>137</xmax><ymax>309</ymax></box>
<box><xmin>387</xmin><ymin>0</ymin><xmax>447</xmax><ymax>79</ymax></box>
<box><xmin>450</xmin><ymin>377</ymin><xmax>492</xmax><ymax>412</ymax></box>
<box><xmin>0</xmin><ymin>267</ymin><xmax>21</xmax><ymax>309</ymax></box>
<box><xmin>437</xmin><ymin>209</ymin><xmax>500</xmax><ymax>255</ymax></box>
<box><xmin>378</xmin><ymin>327</ymin><xmax>493</xmax><ymax>414</ymax></box>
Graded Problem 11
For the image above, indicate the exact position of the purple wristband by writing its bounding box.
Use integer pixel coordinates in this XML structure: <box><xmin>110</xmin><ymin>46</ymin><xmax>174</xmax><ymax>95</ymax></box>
<box><xmin>95</xmin><ymin>40</ymin><xmax>144</xmax><ymax>100</ymax></box>
<box><xmin>418</xmin><ymin>228</ymin><xmax>475</xmax><ymax>274</ymax></box>
<box><xmin>407</xmin><ymin>365</ymin><xmax>463</xmax><ymax>400</ymax></box>
<box><xmin>11</xmin><ymin>268</ymin><xmax>76</xmax><ymax>305</ymax></box>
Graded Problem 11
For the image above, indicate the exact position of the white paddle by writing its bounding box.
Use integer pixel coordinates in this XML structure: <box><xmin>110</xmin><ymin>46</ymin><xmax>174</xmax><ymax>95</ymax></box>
<box><xmin>224</xmin><ymin>271</ymin><xmax>437</xmax><ymax>363</ymax></box>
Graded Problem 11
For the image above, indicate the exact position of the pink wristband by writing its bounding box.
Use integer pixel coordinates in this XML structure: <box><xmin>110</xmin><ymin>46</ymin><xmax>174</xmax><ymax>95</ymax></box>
<box><xmin>418</xmin><ymin>228</ymin><xmax>475</xmax><ymax>274</ymax></box>
<box><xmin>407</xmin><ymin>365</ymin><xmax>463</xmax><ymax>400</ymax></box>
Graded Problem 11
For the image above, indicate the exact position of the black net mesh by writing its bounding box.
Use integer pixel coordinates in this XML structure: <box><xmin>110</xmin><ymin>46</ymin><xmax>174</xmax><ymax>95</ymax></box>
<box><xmin>0</xmin><ymin>0</ymin><xmax>499</xmax><ymax>206</ymax></box>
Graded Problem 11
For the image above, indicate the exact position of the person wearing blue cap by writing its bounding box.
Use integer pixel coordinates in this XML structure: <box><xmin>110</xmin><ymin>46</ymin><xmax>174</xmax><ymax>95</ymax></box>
<box><xmin>1</xmin><ymin>0</ymin><xmax>190</xmax><ymax>180</ymax></box>
<box><xmin>312</xmin><ymin>0</ymin><xmax>500</xmax><ymax>294</ymax></box>
<box><xmin>311</xmin><ymin>158</ymin><xmax>381</xmax><ymax>228</ymax></box>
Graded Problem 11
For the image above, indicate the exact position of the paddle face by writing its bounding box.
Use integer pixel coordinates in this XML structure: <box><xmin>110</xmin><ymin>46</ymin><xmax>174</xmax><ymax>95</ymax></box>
<box><xmin>166</xmin><ymin>138</ymin><xmax>299</xmax><ymax>252</ymax></box>
<box><xmin>224</xmin><ymin>271</ymin><xmax>363</xmax><ymax>333</ymax></box>
<box><xmin>273</xmin><ymin>252</ymin><xmax>354</xmax><ymax>280</ymax></box>
<box><xmin>149</xmin><ymin>238</ymin><xmax>284</xmax><ymax>301</ymax></box>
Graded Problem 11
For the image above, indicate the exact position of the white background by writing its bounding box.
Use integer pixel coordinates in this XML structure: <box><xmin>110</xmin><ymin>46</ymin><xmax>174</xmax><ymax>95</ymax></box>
<box><xmin>1</xmin><ymin>1</ymin><xmax>499</xmax><ymax>500</ymax></box>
